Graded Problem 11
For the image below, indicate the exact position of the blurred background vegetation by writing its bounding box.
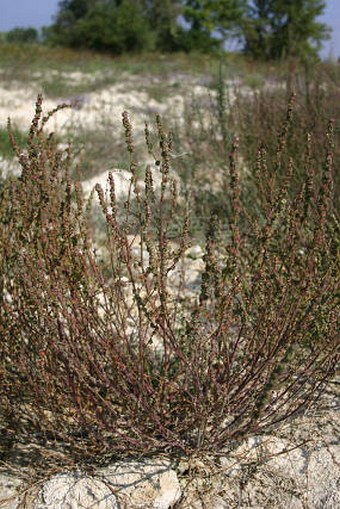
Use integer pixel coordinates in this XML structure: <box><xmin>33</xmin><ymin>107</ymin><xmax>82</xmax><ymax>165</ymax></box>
<box><xmin>0</xmin><ymin>1</ymin><xmax>331</xmax><ymax>63</ymax></box>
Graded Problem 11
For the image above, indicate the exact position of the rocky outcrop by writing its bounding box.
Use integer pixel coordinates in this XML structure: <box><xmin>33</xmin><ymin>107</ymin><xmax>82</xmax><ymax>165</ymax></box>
<box><xmin>1</xmin><ymin>386</ymin><xmax>338</xmax><ymax>508</ymax></box>
<box><xmin>34</xmin><ymin>474</ymin><xmax>118</xmax><ymax>509</ymax></box>
<box><xmin>1</xmin><ymin>437</ymin><xmax>338</xmax><ymax>508</ymax></box>
<box><xmin>179</xmin><ymin>387</ymin><xmax>340</xmax><ymax>509</ymax></box>
<box><xmin>0</xmin><ymin>474</ymin><xmax>23</xmax><ymax>509</ymax></box>
<box><xmin>96</xmin><ymin>459</ymin><xmax>182</xmax><ymax>508</ymax></box>
<box><xmin>0</xmin><ymin>459</ymin><xmax>181</xmax><ymax>509</ymax></box>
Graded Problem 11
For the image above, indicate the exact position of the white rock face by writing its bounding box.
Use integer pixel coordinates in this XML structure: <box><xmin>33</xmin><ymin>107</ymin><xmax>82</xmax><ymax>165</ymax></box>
<box><xmin>214</xmin><ymin>436</ymin><xmax>340</xmax><ymax>509</ymax></box>
<box><xmin>81</xmin><ymin>162</ymin><xmax>166</xmax><ymax>201</ymax></box>
<box><xmin>307</xmin><ymin>444</ymin><xmax>340</xmax><ymax>508</ymax></box>
<box><xmin>0</xmin><ymin>460</ymin><xmax>181</xmax><ymax>509</ymax></box>
<box><xmin>0</xmin><ymin>74</ymin><xmax>206</xmax><ymax>137</ymax></box>
<box><xmin>34</xmin><ymin>473</ymin><xmax>118</xmax><ymax>509</ymax></box>
<box><xmin>0</xmin><ymin>156</ymin><xmax>21</xmax><ymax>178</ymax></box>
<box><xmin>82</xmin><ymin>168</ymin><xmax>133</xmax><ymax>199</ymax></box>
<box><xmin>96</xmin><ymin>458</ymin><xmax>182</xmax><ymax>509</ymax></box>
<box><xmin>0</xmin><ymin>474</ymin><xmax>23</xmax><ymax>509</ymax></box>
<box><xmin>1</xmin><ymin>436</ymin><xmax>338</xmax><ymax>509</ymax></box>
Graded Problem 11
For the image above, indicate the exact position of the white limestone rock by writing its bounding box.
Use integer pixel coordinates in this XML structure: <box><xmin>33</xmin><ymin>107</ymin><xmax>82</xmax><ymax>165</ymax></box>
<box><xmin>0</xmin><ymin>474</ymin><xmax>23</xmax><ymax>509</ymax></box>
<box><xmin>34</xmin><ymin>473</ymin><xmax>118</xmax><ymax>509</ymax></box>
<box><xmin>2</xmin><ymin>459</ymin><xmax>181</xmax><ymax>509</ymax></box>
<box><xmin>82</xmin><ymin>168</ymin><xmax>132</xmax><ymax>199</ymax></box>
<box><xmin>96</xmin><ymin>458</ymin><xmax>182</xmax><ymax>509</ymax></box>
<box><xmin>218</xmin><ymin>435</ymin><xmax>340</xmax><ymax>509</ymax></box>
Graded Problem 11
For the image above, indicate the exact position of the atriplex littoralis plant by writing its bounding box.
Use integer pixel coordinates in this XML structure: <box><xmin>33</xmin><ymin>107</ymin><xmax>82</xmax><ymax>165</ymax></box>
<box><xmin>0</xmin><ymin>94</ymin><xmax>338</xmax><ymax>464</ymax></box>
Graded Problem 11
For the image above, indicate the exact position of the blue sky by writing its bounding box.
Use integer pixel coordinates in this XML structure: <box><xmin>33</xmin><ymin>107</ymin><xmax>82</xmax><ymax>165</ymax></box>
<box><xmin>0</xmin><ymin>0</ymin><xmax>339</xmax><ymax>59</ymax></box>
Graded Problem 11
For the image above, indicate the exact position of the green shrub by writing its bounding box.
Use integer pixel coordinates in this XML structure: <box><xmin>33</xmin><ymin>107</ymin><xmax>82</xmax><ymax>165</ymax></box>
<box><xmin>46</xmin><ymin>0</ymin><xmax>155</xmax><ymax>55</ymax></box>
<box><xmin>5</xmin><ymin>27</ymin><xmax>39</xmax><ymax>45</ymax></box>
<box><xmin>0</xmin><ymin>95</ymin><xmax>338</xmax><ymax>466</ymax></box>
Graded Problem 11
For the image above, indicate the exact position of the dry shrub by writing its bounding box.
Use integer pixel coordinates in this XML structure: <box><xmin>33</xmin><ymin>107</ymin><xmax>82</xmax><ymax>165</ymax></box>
<box><xmin>176</xmin><ymin>64</ymin><xmax>340</xmax><ymax>227</ymax></box>
<box><xmin>0</xmin><ymin>94</ymin><xmax>338</xmax><ymax>465</ymax></box>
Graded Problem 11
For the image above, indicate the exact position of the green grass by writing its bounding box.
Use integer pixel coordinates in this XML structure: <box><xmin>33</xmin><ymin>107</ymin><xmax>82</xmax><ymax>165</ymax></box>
<box><xmin>0</xmin><ymin>42</ymin><xmax>283</xmax><ymax>92</ymax></box>
<box><xmin>1</xmin><ymin>42</ymin><xmax>336</xmax><ymax>88</ymax></box>
<box><xmin>0</xmin><ymin>125</ymin><xmax>26</xmax><ymax>158</ymax></box>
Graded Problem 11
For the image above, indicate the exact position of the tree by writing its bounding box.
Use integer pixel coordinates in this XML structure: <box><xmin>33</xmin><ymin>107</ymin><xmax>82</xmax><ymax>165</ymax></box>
<box><xmin>183</xmin><ymin>0</ymin><xmax>246</xmax><ymax>52</ymax></box>
<box><xmin>272</xmin><ymin>0</ymin><xmax>330</xmax><ymax>60</ymax></box>
<box><xmin>44</xmin><ymin>0</ymin><xmax>99</xmax><ymax>46</ymax></box>
<box><xmin>75</xmin><ymin>0</ymin><xmax>154</xmax><ymax>53</ymax></box>
<box><xmin>242</xmin><ymin>0</ymin><xmax>330</xmax><ymax>61</ymax></box>
<box><xmin>45</xmin><ymin>0</ymin><xmax>250</xmax><ymax>54</ymax></box>
<box><xmin>6</xmin><ymin>27</ymin><xmax>39</xmax><ymax>44</ymax></box>
<box><xmin>45</xmin><ymin>0</ymin><xmax>155</xmax><ymax>53</ymax></box>
<box><xmin>142</xmin><ymin>0</ymin><xmax>184</xmax><ymax>51</ymax></box>
<box><xmin>241</xmin><ymin>0</ymin><xmax>275</xmax><ymax>59</ymax></box>
<box><xmin>57</xmin><ymin>0</ymin><xmax>95</xmax><ymax>20</ymax></box>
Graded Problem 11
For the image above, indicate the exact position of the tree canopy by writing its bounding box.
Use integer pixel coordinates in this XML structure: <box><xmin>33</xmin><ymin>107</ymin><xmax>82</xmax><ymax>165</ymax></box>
<box><xmin>43</xmin><ymin>0</ymin><xmax>330</xmax><ymax>60</ymax></box>
<box><xmin>242</xmin><ymin>0</ymin><xmax>330</xmax><ymax>61</ymax></box>
<box><xmin>5</xmin><ymin>27</ymin><xmax>39</xmax><ymax>44</ymax></box>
